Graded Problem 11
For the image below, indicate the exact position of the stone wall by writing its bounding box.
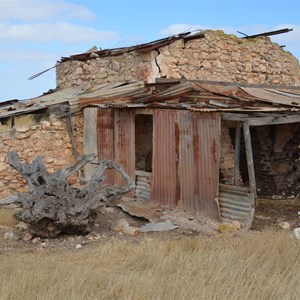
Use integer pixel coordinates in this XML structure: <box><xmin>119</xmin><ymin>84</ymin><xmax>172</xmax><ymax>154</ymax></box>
<box><xmin>57</xmin><ymin>30</ymin><xmax>300</xmax><ymax>88</ymax></box>
<box><xmin>0</xmin><ymin>114</ymin><xmax>83</xmax><ymax>199</ymax></box>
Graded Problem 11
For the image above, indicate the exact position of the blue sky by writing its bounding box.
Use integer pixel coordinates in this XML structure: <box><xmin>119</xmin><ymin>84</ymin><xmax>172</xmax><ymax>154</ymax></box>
<box><xmin>1</xmin><ymin>0</ymin><xmax>300</xmax><ymax>101</ymax></box>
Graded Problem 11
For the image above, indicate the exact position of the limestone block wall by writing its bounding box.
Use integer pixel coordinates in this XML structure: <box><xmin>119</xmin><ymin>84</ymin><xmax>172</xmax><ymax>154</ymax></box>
<box><xmin>0</xmin><ymin>114</ymin><xmax>83</xmax><ymax>199</ymax></box>
<box><xmin>56</xmin><ymin>30</ymin><xmax>300</xmax><ymax>88</ymax></box>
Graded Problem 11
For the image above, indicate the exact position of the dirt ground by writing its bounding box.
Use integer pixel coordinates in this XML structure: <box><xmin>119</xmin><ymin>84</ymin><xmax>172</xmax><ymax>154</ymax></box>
<box><xmin>0</xmin><ymin>197</ymin><xmax>299</xmax><ymax>253</ymax></box>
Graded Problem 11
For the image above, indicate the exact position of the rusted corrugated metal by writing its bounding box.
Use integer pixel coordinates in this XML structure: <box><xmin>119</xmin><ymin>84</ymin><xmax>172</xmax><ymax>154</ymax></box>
<box><xmin>114</xmin><ymin>110</ymin><xmax>135</xmax><ymax>197</ymax></box>
<box><xmin>97</xmin><ymin>109</ymin><xmax>135</xmax><ymax>196</ymax></box>
<box><xmin>151</xmin><ymin>109</ymin><xmax>220</xmax><ymax>218</ymax></box>
<box><xmin>177</xmin><ymin>111</ymin><xmax>196</xmax><ymax>212</ymax></box>
<box><xmin>97</xmin><ymin>109</ymin><xmax>115</xmax><ymax>184</ymax></box>
<box><xmin>193</xmin><ymin>112</ymin><xmax>220</xmax><ymax>219</ymax></box>
<box><xmin>152</xmin><ymin>110</ymin><xmax>178</xmax><ymax>207</ymax></box>
<box><xmin>219</xmin><ymin>184</ymin><xmax>255</xmax><ymax>228</ymax></box>
<box><xmin>83</xmin><ymin>108</ymin><xmax>98</xmax><ymax>180</ymax></box>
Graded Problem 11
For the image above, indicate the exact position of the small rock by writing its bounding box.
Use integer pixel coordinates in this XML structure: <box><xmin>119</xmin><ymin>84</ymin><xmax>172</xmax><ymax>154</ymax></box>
<box><xmin>123</xmin><ymin>226</ymin><xmax>141</xmax><ymax>236</ymax></box>
<box><xmin>16</xmin><ymin>221</ymin><xmax>28</xmax><ymax>230</ymax></box>
<box><xmin>86</xmin><ymin>234</ymin><xmax>95</xmax><ymax>241</ymax></box>
<box><xmin>105</xmin><ymin>207</ymin><xmax>114</xmax><ymax>213</ymax></box>
<box><xmin>110</xmin><ymin>218</ymin><xmax>129</xmax><ymax>231</ymax></box>
<box><xmin>292</xmin><ymin>227</ymin><xmax>300</xmax><ymax>239</ymax></box>
<box><xmin>188</xmin><ymin>216</ymin><xmax>194</xmax><ymax>221</ymax></box>
<box><xmin>231</xmin><ymin>220</ymin><xmax>241</xmax><ymax>230</ymax></box>
<box><xmin>67</xmin><ymin>236</ymin><xmax>75</xmax><ymax>242</ymax></box>
<box><xmin>75</xmin><ymin>244</ymin><xmax>82</xmax><ymax>249</ymax></box>
<box><xmin>32</xmin><ymin>237</ymin><xmax>40</xmax><ymax>244</ymax></box>
<box><xmin>22</xmin><ymin>232</ymin><xmax>33</xmax><ymax>241</ymax></box>
<box><xmin>4</xmin><ymin>230</ymin><xmax>19</xmax><ymax>240</ymax></box>
<box><xmin>40</xmin><ymin>242</ymin><xmax>47</xmax><ymax>247</ymax></box>
<box><xmin>278</xmin><ymin>222</ymin><xmax>291</xmax><ymax>230</ymax></box>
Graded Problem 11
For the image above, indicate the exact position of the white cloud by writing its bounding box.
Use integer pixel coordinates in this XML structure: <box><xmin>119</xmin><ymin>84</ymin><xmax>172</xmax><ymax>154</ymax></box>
<box><xmin>0</xmin><ymin>22</ymin><xmax>119</xmax><ymax>43</ymax></box>
<box><xmin>0</xmin><ymin>0</ymin><xmax>94</xmax><ymax>21</ymax></box>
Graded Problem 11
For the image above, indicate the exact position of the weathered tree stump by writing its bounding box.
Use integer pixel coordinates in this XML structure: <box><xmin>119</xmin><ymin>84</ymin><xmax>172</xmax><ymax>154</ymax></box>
<box><xmin>4</xmin><ymin>151</ymin><xmax>134</xmax><ymax>238</ymax></box>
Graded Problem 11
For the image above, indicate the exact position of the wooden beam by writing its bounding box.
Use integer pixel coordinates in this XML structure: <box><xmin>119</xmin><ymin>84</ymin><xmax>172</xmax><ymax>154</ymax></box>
<box><xmin>243</xmin><ymin>121</ymin><xmax>257</xmax><ymax>205</ymax></box>
<box><xmin>234</xmin><ymin>122</ymin><xmax>241</xmax><ymax>186</ymax></box>
<box><xmin>248</xmin><ymin>114</ymin><xmax>300</xmax><ymax>126</ymax></box>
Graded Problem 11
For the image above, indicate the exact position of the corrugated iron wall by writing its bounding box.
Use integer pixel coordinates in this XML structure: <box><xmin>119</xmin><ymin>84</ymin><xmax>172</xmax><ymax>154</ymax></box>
<box><xmin>152</xmin><ymin>110</ymin><xmax>178</xmax><ymax>207</ymax></box>
<box><xmin>193</xmin><ymin>112</ymin><xmax>220</xmax><ymax>219</ymax></box>
<box><xmin>96</xmin><ymin>109</ymin><xmax>135</xmax><ymax>196</ymax></box>
<box><xmin>152</xmin><ymin>109</ymin><xmax>220</xmax><ymax>219</ymax></box>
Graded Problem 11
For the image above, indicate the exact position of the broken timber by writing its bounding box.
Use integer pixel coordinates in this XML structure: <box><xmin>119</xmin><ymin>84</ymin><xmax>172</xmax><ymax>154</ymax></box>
<box><xmin>2</xmin><ymin>151</ymin><xmax>134</xmax><ymax>238</ymax></box>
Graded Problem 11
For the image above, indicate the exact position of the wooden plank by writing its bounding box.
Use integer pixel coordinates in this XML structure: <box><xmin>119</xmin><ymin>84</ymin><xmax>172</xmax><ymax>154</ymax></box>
<box><xmin>248</xmin><ymin>114</ymin><xmax>300</xmax><ymax>126</ymax></box>
<box><xmin>234</xmin><ymin>122</ymin><xmax>241</xmax><ymax>186</ymax></box>
<box><xmin>242</xmin><ymin>121</ymin><xmax>257</xmax><ymax>204</ymax></box>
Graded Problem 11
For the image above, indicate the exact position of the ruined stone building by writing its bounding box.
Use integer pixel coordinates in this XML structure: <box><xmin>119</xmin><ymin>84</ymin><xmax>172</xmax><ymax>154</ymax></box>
<box><xmin>1</xmin><ymin>30</ymin><xmax>300</xmax><ymax>224</ymax></box>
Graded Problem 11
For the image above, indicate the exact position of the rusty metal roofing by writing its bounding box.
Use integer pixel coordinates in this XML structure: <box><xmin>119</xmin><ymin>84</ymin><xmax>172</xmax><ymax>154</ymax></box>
<box><xmin>60</xmin><ymin>32</ymin><xmax>204</xmax><ymax>62</ymax></box>
<box><xmin>2</xmin><ymin>79</ymin><xmax>300</xmax><ymax>119</ymax></box>
<box><xmin>80</xmin><ymin>80</ymin><xmax>300</xmax><ymax>112</ymax></box>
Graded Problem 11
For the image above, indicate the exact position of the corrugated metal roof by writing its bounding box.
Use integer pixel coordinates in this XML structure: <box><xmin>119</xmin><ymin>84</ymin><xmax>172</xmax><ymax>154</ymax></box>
<box><xmin>60</xmin><ymin>32</ymin><xmax>204</xmax><ymax>62</ymax></box>
<box><xmin>2</xmin><ymin>79</ymin><xmax>300</xmax><ymax>119</ymax></box>
<box><xmin>80</xmin><ymin>80</ymin><xmax>300</xmax><ymax>113</ymax></box>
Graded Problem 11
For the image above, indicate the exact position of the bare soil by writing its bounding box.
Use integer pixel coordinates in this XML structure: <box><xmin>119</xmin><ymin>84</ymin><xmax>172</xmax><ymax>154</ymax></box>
<box><xmin>1</xmin><ymin>197</ymin><xmax>299</xmax><ymax>253</ymax></box>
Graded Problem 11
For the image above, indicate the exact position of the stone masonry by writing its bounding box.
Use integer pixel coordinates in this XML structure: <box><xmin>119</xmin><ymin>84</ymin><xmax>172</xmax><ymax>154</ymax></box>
<box><xmin>0</xmin><ymin>114</ymin><xmax>83</xmax><ymax>198</ymax></box>
<box><xmin>56</xmin><ymin>30</ymin><xmax>300</xmax><ymax>89</ymax></box>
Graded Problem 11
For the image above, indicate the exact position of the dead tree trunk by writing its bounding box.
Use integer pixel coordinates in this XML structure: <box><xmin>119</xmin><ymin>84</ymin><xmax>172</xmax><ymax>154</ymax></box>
<box><xmin>5</xmin><ymin>151</ymin><xmax>134</xmax><ymax>238</ymax></box>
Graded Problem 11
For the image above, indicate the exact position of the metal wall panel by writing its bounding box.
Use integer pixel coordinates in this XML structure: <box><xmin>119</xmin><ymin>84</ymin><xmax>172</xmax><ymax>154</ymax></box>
<box><xmin>219</xmin><ymin>184</ymin><xmax>254</xmax><ymax>228</ymax></box>
<box><xmin>83</xmin><ymin>108</ymin><xmax>98</xmax><ymax>180</ymax></box>
<box><xmin>152</xmin><ymin>110</ymin><xmax>220</xmax><ymax>218</ymax></box>
<box><xmin>193</xmin><ymin>112</ymin><xmax>220</xmax><ymax>219</ymax></box>
<box><xmin>114</xmin><ymin>109</ymin><xmax>135</xmax><ymax>197</ymax></box>
<box><xmin>97</xmin><ymin>109</ymin><xmax>135</xmax><ymax>196</ymax></box>
<box><xmin>97</xmin><ymin>109</ymin><xmax>115</xmax><ymax>184</ymax></box>
<box><xmin>177</xmin><ymin>111</ymin><xmax>196</xmax><ymax>212</ymax></box>
<box><xmin>152</xmin><ymin>110</ymin><xmax>178</xmax><ymax>207</ymax></box>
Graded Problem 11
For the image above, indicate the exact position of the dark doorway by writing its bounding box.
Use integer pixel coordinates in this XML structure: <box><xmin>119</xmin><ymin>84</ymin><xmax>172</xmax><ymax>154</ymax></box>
<box><xmin>135</xmin><ymin>114</ymin><xmax>153</xmax><ymax>172</ymax></box>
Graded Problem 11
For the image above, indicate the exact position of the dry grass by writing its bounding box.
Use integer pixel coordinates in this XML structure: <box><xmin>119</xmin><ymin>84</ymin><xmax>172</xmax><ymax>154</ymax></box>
<box><xmin>0</xmin><ymin>208</ymin><xmax>18</xmax><ymax>227</ymax></box>
<box><xmin>0</xmin><ymin>231</ymin><xmax>299</xmax><ymax>300</ymax></box>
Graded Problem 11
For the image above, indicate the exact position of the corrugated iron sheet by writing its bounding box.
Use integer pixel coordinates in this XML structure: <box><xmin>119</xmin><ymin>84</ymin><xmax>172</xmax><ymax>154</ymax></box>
<box><xmin>135</xmin><ymin>170</ymin><xmax>152</xmax><ymax>201</ymax></box>
<box><xmin>219</xmin><ymin>184</ymin><xmax>254</xmax><ymax>228</ymax></box>
<box><xmin>96</xmin><ymin>108</ymin><xmax>135</xmax><ymax>196</ymax></box>
<box><xmin>242</xmin><ymin>87</ymin><xmax>300</xmax><ymax>107</ymax></box>
<box><xmin>83</xmin><ymin>108</ymin><xmax>98</xmax><ymax>180</ymax></box>
<box><xmin>193</xmin><ymin>112</ymin><xmax>220</xmax><ymax>218</ymax></box>
<box><xmin>152</xmin><ymin>110</ymin><xmax>178</xmax><ymax>207</ymax></box>
<box><xmin>151</xmin><ymin>109</ymin><xmax>220</xmax><ymax>218</ymax></box>
<box><xmin>114</xmin><ymin>110</ymin><xmax>135</xmax><ymax>197</ymax></box>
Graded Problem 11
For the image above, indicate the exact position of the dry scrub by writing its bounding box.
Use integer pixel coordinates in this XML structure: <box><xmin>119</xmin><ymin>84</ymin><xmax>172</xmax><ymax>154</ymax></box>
<box><xmin>0</xmin><ymin>231</ymin><xmax>299</xmax><ymax>300</ymax></box>
<box><xmin>0</xmin><ymin>208</ymin><xmax>18</xmax><ymax>237</ymax></box>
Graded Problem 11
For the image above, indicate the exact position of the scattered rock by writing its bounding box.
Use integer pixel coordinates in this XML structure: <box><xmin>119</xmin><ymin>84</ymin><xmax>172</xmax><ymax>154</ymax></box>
<box><xmin>16</xmin><ymin>221</ymin><xmax>28</xmax><ymax>230</ymax></box>
<box><xmin>292</xmin><ymin>227</ymin><xmax>300</xmax><ymax>239</ymax></box>
<box><xmin>22</xmin><ymin>232</ymin><xmax>33</xmax><ymax>241</ymax></box>
<box><xmin>231</xmin><ymin>220</ymin><xmax>241</xmax><ymax>230</ymax></box>
<box><xmin>110</xmin><ymin>218</ymin><xmax>129</xmax><ymax>231</ymax></box>
<box><xmin>75</xmin><ymin>244</ymin><xmax>82</xmax><ymax>249</ymax></box>
<box><xmin>40</xmin><ymin>242</ymin><xmax>47</xmax><ymax>247</ymax></box>
<box><xmin>32</xmin><ymin>237</ymin><xmax>41</xmax><ymax>244</ymax></box>
<box><xmin>123</xmin><ymin>226</ymin><xmax>141</xmax><ymax>236</ymax></box>
<box><xmin>105</xmin><ymin>207</ymin><xmax>114</xmax><ymax>213</ymax></box>
<box><xmin>4</xmin><ymin>230</ymin><xmax>19</xmax><ymax>240</ymax></box>
<box><xmin>278</xmin><ymin>222</ymin><xmax>291</xmax><ymax>230</ymax></box>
